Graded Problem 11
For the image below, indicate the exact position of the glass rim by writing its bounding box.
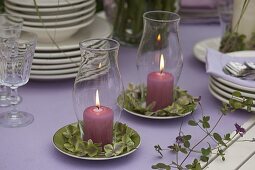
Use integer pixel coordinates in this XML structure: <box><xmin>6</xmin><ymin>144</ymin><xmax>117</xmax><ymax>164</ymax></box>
<box><xmin>79</xmin><ymin>38</ymin><xmax>120</xmax><ymax>51</ymax></box>
<box><xmin>143</xmin><ymin>11</ymin><xmax>180</xmax><ymax>23</ymax></box>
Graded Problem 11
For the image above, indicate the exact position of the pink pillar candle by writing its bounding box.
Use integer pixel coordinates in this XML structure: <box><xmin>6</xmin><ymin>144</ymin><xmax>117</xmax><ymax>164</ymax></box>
<box><xmin>83</xmin><ymin>106</ymin><xmax>114</xmax><ymax>146</ymax></box>
<box><xmin>146</xmin><ymin>71</ymin><xmax>174</xmax><ymax>111</ymax></box>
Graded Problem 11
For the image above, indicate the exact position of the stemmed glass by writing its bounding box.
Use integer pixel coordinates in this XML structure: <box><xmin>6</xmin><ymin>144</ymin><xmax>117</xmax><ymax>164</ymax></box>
<box><xmin>0</xmin><ymin>14</ymin><xmax>23</xmax><ymax>107</ymax></box>
<box><xmin>0</xmin><ymin>31</ymin><xmax>37</xmax><ymax>128</ymax></box>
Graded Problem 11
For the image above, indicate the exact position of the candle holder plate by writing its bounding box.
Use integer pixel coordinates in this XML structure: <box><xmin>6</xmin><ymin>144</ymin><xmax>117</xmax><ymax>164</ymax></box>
<box><xmin>118</xmin><ymin>84</ymin><xmax>198</xmax><ymax>120</ymax></box>
<box><xmin>53</xmin><ymin>122</ymin><xmax>141</xmax><ymax>160</ymax></box>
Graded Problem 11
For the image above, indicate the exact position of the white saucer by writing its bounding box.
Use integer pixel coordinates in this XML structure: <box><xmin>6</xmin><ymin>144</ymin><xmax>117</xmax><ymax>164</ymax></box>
<box><xmin>193</xmin><ymin>37</ymin><xmax>220</xmax><ymax>63</ymax></box>
<box><xmin>124</xmin><ymin>108</ymin><xmax>193</xmax><ymax>120</ymax></box>
<box><xmin>30</xmin><ymin>72</ymin><xmax>77</xmax><ymax>80</ymax></box>
<box><xmin>5</xmin><ymin>5</ymin><xmax>95</xmax><ymax>20</ymax></box>
<box><xmin>34</xmin><ymin>50</ymin><xmax>80</xmax><ymax>58</ymax></box>
<box><xmin>208</xmin><ymin>84</ymin><xmax>255</xmax><ymax>111</ymax></box>
<box><xmin>22</xmin><ymin>12</ymin><xmax>94</xmax><ymax>27</ymax></box>
<box><xmin>35</xmin><ymin>16</ymin><xmax>112</xmax><ymax>51</ymax></box>
<box><xmin>31</xmin><ymin>67</ymin><xmax>78</xmax><ymax>75</ymax></box>
<box><xmin>32</xmin><ymin>62</ymin><xmax>80</xmax><ymax>70</ymax></box>
<box><xmin>210</xmin><ymin>77</ymin><xmax>255</xmax><ymax>99</ymax></box>
<box><xmin>32</xmin><ymin>56</ymin><xmax>81</xmax><ymax>64</ymax></box>
<box><xmin>8</xmin><ymin>0</ymin><xmax>86</xmax><ymax>7</ymax></box>
<box><xmin>5</xmin><ymin>0</ymin><xmax>94</xmax><ymax>13</ymax></box>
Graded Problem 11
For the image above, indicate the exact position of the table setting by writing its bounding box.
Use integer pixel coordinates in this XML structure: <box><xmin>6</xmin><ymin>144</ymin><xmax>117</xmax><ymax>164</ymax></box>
<box><xmin>0</xmin><ymin>0</ymin><xmax>255</xmax><ymax>170</ymax></box>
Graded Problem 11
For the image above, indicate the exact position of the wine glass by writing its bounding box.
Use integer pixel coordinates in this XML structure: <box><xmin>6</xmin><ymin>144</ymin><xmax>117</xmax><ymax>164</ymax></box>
<box><xmin>0</xmin><ymin>14</ymin><xmax>23</xmax><ymax>107</ymax></box>
<box><xmin>0</xmin><ymin>31</ymin><xmax>37</xmax><ymax>128</ymax></box>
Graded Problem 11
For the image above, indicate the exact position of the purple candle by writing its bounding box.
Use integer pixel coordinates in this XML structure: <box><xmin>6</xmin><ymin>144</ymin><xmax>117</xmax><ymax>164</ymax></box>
<box><xmin>146</xmin><ymin>54</ymin><xmax>174</xmax><ymax>111</ymax></box>
<box><xmin>83</xmin><ymin>90</ymin><xmax>113</xmax><ymax>146</ymax></box>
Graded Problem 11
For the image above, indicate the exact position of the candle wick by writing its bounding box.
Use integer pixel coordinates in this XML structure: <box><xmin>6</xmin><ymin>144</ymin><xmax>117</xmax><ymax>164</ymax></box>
<box><xmin>96</xmin><ymin>106</ymin><xmax>100</xmax><ymax>110</ymax></box>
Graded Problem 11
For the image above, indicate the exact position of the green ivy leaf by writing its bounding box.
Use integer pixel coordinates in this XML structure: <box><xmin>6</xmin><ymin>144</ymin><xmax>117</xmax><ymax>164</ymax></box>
<box><xmin>200</xmin><ymin>155</ymin><xmax>209</xmax><ymax>162</ymax></box>
<box><xmin>224</xmin><ymin>133</ymin><xmax>231</xmax><ymax>141</ymax></box>
<box><xmin>188</xmin><ymin>120</ymin><xmax>198</xmax><ymax>126</ymax></box>
<box><xmin>85</xmin><ymin>139</ymin><xmax>99</xmax><ymax>157</ymax></box>
<box><xmin>152</xmin><ymin>163</ymin><xmax>171</xmax><ymax>170</ymax></box>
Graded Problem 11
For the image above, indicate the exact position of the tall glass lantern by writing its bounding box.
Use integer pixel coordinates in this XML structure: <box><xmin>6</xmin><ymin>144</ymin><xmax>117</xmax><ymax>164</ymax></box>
<box><xmin>137</xmin><ymin>11</ymin><xmax>183</xmax><ymax>111</ymax></box>
<box><xmin>73</xmin><ymin>38</ymin><xmax>124</xmax><ymax>146</ymax></box>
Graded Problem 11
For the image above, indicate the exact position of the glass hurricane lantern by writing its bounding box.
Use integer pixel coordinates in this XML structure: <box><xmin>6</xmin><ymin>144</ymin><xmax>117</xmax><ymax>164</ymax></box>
<box><xmin>73</xmin><ymin>38</ymin><xmax>124</xmax><ymax>146</ymax></box>
<box><xmin>136</xmin><ymin>11</ymin><xmax>183</xmax><ymax>111</ymax></box>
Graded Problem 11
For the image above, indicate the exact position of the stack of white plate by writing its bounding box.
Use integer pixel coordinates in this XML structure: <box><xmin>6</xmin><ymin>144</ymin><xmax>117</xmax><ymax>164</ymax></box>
<box><xmin>208</xmin><ymin>51</ymin><xmax>255</xmax><ymax>112</ymax></box>
<box><xmin>5</xmin><ymin>0</ymin><xmax>96</xmax><ymax>42</ymax></box>
<box><xmin>29</xmin><ymin>16</ymin><xmax>112</xmax><ymax>80</ymax></box>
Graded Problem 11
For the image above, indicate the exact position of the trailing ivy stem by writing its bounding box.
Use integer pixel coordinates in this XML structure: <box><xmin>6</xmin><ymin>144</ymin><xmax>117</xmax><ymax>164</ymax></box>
<box><xmin>179</xmin><ymin>113</ymin><xmax>224</xmax><ymax>166</ymax></box>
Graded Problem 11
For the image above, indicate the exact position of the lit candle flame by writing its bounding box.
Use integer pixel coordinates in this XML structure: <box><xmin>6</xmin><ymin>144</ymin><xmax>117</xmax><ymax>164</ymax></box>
<box><xmin>160</xmin><ymin>54</ymin><xmax>164</xmax><ymax>73</ymax></box>
<box><xmin>157</xmin><ymin>34</ymin><xmax>161</xmax><ymax>42</ymax></box>
<box><xmin>96</xmin><ymin>89</ymin><xmax>100</xmax><ymax>109</ymax></box>
<box><xmin>98</xmin><ymin>63</ymin><xmax>102</xmax><ymax>68</ymax></box>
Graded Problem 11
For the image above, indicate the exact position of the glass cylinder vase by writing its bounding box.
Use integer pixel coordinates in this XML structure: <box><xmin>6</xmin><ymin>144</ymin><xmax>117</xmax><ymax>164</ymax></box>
<box><xmin>136</xmin><ymin>11</ymin><xmax>183</xmax><ymax>111</ymax></box>
<box><xmin>73</xmin><ymin>38</ymin><xmax>124</xmax><ymax>146</ymax></box>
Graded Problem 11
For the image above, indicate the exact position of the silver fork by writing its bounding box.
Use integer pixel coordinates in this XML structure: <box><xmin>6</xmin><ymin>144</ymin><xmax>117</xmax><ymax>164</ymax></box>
<box><xmin>223</xmin><ymin>62</ymin><xmax>255</xmax><ymax>80</ymax></box>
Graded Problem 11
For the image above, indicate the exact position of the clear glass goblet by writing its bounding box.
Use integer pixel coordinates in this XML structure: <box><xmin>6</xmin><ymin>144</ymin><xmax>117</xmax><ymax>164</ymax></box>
<box><xmin>0</xmin><ymin>14</ymin><xmax>23</xmax><ymax>107</ymax></box>
<box><xmin>0</xmin><ymin>31</ymin><xmax>37</xmax><ymax>128</ymax></box>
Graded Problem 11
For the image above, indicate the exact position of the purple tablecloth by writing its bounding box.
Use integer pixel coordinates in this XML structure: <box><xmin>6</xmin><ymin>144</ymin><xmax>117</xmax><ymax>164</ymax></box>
<box><xmin>0</xmin><ymin>23</ymin><xmax>252</xmax><ymax>170</ymax></box>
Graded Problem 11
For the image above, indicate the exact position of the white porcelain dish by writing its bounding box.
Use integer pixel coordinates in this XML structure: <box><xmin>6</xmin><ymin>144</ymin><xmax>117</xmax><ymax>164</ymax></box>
<box><xmin>22</xmin><ymin>12</ymin><xmax>94</xmax><ymax>27</ymax></box>
<box><xmin>208</xmin><ymin>84</ymin><xmax>255</xmax><ymax>112</ymax></box>
<box><xmin>8</xmin><ymin>0</ymin><xmax>86</xmax><ymax>7</ymax></box>
<box><xmin>210</xmin><ymin>77</ymin><xmax>255</xmax><ymax>99</ymax></box>
<box><xmin>193</xmin><ymin>37</ymin><xmax>220</xmax><ymax>63</ymax></box>
<box><xmin>24</xmin><ymin>16</ymin><xmax>95</xmax><ymax>43</ymax></box>
<box><xmin>32</xmin><ymin>56</ymin><xmax>81</xmax><ymax>64</ymax></box>
<box><xmin>5</xmin><ymin>0</ymin><xmax>94</xmax><ymax>13</ymax></box>
<box><xmin>35</xmin><ymin>16</ymin><xmax>112</xmax><ymax>51</ymax></box>
<box><xmin>30</xmin><ymin>72</ymin><xmax>77</xmax><ymax>80</ymax></box>
<box><xmin>34</xmin><ymin>50</ymin><xmax>80</xmax><ymax>58</ymax></box>
<box><xmin>5</xmin><ymin>5</ymin><xmax>95</xmax><ymax>21</ymax></box>
<box><xmin>31</xmin><ymin>67</ymin><xmax>79</xmax><ymax>75</ymax></box>
<box><xmin>209</xmin><ymin>82</ymin><xmax>255</xmax><ymax>105</ymax></box>
<box><xmin>31</xmin><ymin>62</ymin><xmax>80</xmax><ymax>70</ymax></box>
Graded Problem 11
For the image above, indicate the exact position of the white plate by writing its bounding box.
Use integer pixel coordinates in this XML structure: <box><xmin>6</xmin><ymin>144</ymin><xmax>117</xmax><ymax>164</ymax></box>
<box><xmin>124</xmin><ymin>108</ymin><xmax>193</xmax><ymax>120</ymax></box>
<box><xmin>32</xmin><ymin>62</ymin><xmax>80</xmax><ymax>70</ymax></box>
<box><xmin>24</xmin><ymin>16</ymin><xmax>95</xmax><ymax>43</ymax></box>
<box><xmin>193</xmin><ymin>37</ymin><xmax>220</xmax><ymax>63</ymax></box>
<box><xmin>209</xmin><ymin>50</ymin><xmax>255</xmax><ymax>92</ymax></box>
<box><xmin>34</xmin><ymin>50</ymin><xmax>80</xmax><ymax>58</ymax></box>
<box><xmin>35</xmin><ymin>16</ymin><xmax>112</xmax><ymax>51</ymax></box>
<box><xmin>210</xmin><ymin>77</ymin><xmax>255</xmax><ymax>99</ymax></box>
<box><xmin>208</xmin><ymin>84</ymin><xmax>255</xmax><ymax>111</ymax></box>
<box><xmin>214</xmin><ymin>76</ymin><xmax>255</xmax><ymax>93</ymax></box>
<box><xmin>31</xmin><ymin>67</ymin><xmax>78</xmax><ymax>75</ymax></box>
<box><xmin>32</xmin><ymin>56</ymin><xmax>81</xmax><ymax>64</ymax></box>
<box><xmin>8</xmin><ymin>0</ymin><xmax>85</xmax><ymax>7</ymax></box>
<box><xmin>21</xmin><ymin>11</ymin><xmax>94</xmax><ymax>27</ymax></box>
<box><xmin>5</xmin><ymin>5</ymin><xmax>95</xmax><ymax>20</ymax></box>
<box><xmin>5</xmin><ymin>0</ymin><xmax>94</xmax><ymax>13</ymax></box>
<box><xmin>209</xmin><ymin>81</ymin><xmax>255</xmax><ymax>105</ymax></box>
<box><xmin>30</xmin><ymin>72</ymin><xmax>77</xmax><ymax>80</ymax></box>
<box><xmin>52</xmin><ymin>122</ymin><xmax>141</xmax><ymax>160</ymax></box>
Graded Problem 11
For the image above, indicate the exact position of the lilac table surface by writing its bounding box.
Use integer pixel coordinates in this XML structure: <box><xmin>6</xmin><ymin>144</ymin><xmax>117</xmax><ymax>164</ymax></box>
<box><xmin>0</xmin><ymin>24</ymin><xmax>252</xmax><ymax>170</ymax></box>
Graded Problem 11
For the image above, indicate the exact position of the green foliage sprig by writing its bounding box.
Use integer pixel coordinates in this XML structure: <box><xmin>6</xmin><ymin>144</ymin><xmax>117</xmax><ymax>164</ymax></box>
<box><xmin>61</xmin><ymin>122</ymin><xmax>140</xmax><ymax>158</ymax></box>
<box><xmin>151</xmin><ymin>91</ymin><xmax>253</xmax><ymax>170</ymax></box>
<box><xmin>219</xmin><ymin>0</ymin><xmax>255</xmax><ymax>53</ymax></box>
<box><xmin>118</xmin><ymin>83</ymin><xmax>198</xmax><ymax>117</ymax></box>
